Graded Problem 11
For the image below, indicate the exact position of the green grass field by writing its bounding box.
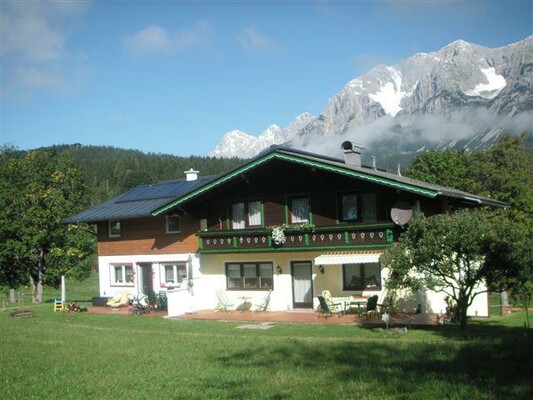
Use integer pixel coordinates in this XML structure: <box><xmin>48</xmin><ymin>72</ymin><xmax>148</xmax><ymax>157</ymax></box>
<box><xmin>1</xmin><ymin>277</ymin><xmax>532</xmax><ymax>400</ymax></box>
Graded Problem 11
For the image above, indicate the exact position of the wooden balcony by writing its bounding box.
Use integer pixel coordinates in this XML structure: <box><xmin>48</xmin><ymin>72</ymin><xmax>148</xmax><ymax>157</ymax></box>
<box><xmin>198</xmin><ymin>223</ymin><xmax>396</xmax><ymax>253</ymax></box>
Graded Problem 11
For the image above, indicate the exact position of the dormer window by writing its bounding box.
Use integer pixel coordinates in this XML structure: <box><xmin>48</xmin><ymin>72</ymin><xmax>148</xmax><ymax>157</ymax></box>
<box><xmin>166</xmin><ymin>214</ymin><xmax>181</xmax><ymax>234</ymax></box>
<box><xmin>108</xmin><ymin>220</ymin><xmax>121</xmax><ymax>238</ymax></box>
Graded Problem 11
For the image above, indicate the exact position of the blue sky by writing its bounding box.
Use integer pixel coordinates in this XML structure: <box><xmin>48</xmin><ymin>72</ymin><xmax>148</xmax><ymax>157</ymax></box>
<box><xmin>1</xmin><ymin>0</ymin><xmax>532</xmax><ymax>156</ymax></box>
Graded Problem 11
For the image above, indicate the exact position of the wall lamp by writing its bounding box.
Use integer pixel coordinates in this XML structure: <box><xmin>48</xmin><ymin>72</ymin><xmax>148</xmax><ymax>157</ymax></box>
<box><xmin>318</xmin><ymin>265</ymin><xmax>325</xmax><ymax>274</ymax></box>
<box><xmin>276</xmin><ymin>265</ymin><xmax>282</xmax><ymax>275</ymax></box>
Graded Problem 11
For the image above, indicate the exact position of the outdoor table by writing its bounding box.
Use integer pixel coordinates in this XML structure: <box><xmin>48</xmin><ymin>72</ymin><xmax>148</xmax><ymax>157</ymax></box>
<box><xmin>349</xmin><ymin>297</ymin><xmax>368</xmax><ymax>313</ymax></box>
<box><xmin>239</xmin><ymin>295</ymin><xmax>252</xmax><ymax>312</ymax></box>
<box><xmin>332</xmin><ymin>297</ymin><xmax>351</xmax><ymax>315</ymax></box>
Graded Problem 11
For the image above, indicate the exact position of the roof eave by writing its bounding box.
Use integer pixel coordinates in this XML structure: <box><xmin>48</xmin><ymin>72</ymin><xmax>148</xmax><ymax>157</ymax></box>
<box><xmin>151</xmin><ymin>149</ymin><xmax>440</xmax><ymax>216</ymax></box>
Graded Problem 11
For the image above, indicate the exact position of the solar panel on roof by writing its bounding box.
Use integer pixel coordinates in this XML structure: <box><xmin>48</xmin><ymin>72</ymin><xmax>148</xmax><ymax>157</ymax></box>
<box><xmin>115</xmin><ymin>176</ymin><xmax>213</xmax><ymax>203</ymax></box>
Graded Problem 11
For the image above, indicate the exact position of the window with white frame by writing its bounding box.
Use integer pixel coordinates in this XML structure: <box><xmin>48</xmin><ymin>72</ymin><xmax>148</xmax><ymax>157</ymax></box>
<box><xmin>289</xmin><ymin>197</ymin><xmax>310</xmax><ymax>223</ymax></box>
<box><xmin>161</xmin><ymin>263</ymin><xmax>187</xmax><ymax>287</ymax></box>
<box><xmin>108</xmin><ymin>220</ymin><xmax>121</xmax><ymax>238</ymax></box>
<box><xmin>111</xmin><ymin>264</ymin><xmax>133</xmax><ymax>286</ymax></box>
<box><xmin>166</xmin><ymin>214</ymin><xmax>181</xmax><ymax>234</ymax></box>
<box><xmin>225</xmin><ymin>262</ymin><xmax>273</xmax><ymax>290</ymax></box>
<box><xmin>232</xmin><ymin>200</ymin><xmax>262</xmax><ymax>229</ymax></box>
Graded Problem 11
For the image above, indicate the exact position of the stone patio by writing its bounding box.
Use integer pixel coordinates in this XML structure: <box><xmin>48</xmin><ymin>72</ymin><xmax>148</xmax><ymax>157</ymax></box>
<box><xmin>87</xmin><ymin>305</ymin><xmax>438</xmax><ymax>326</ymax></box>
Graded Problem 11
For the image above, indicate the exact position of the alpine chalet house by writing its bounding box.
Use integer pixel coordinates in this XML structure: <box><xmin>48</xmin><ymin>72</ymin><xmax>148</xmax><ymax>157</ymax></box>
<box><xmin>65</xmin><ymin>143</ymin><xmax>507</xmax><ymax>317</ymax></box>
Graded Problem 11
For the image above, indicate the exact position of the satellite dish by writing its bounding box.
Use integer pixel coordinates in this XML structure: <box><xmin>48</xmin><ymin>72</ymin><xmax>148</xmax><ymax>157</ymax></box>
<box><xmin>390</xmin><ymin>201</ymin><xmax>413</xmax><ymax>227</ymax></box>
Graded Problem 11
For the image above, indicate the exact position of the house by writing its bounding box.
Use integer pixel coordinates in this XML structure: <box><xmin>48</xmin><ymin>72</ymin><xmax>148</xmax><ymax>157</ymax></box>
<box><xmin>64</xmin><ymin>143</ymin><xmax>507</xmax><ymax>317</ymax></box>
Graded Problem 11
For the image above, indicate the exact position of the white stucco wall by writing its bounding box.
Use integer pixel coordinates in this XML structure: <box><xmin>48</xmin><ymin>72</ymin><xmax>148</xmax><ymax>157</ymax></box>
<box><xmin>98</xmin><ymin>253</ymin><xmax>199</xmax><ymax>298</ymax></box>
<box><xmin>98</xmin><ymin>251</ymin><xmax>489</xmax><ymax>318</ymax></box>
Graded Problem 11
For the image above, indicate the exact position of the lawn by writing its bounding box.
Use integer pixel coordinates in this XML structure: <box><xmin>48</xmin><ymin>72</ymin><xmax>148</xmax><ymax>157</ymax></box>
<box><xmin>1</xmin><ymin>301</ymin><xmax>531</xmax><ymax>400</ymax></box>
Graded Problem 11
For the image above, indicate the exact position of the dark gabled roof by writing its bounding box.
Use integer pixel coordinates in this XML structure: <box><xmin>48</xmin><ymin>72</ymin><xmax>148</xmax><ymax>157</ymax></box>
<box><xmin>151</xmin><ymin>145</ymin><xmax>508</xmax><ymax>215</ymax></box>
<box><xmin>62</xmin><ymin>176</ymin><xmax>216</xmax><ymax>224</ymax></box>
<box><xmin>65</xmin><ymin>145</ymin><xmax>508</xmax><ymax>224</ymax></box>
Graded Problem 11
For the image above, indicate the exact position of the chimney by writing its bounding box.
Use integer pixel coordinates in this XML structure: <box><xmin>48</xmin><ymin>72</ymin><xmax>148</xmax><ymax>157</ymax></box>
<box><xmin>184</xmin><ymin>168</ymin><xmax>199</xmax><ymax>181</ymax></box>
<box><xmin>341</xmin><ymin>141</ymin><xmax>364</xmax><ymax>167</ymax></box>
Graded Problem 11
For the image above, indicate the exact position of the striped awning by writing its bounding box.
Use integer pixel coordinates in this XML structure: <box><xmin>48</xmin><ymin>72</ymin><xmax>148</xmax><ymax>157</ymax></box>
<box><xmin>314</xmin><ymin>251</ymin><xmax>383</xmax><ymax>265</ymax></box>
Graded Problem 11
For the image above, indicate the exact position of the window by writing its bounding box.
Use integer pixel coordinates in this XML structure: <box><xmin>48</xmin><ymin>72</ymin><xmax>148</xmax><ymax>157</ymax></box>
<box><xmin>339</xmin><ymin>192</ymin><xmax>378</xmax><ymax>222</ymax></box>
<box><xmin>340</xmin><ymin>194</ymin><xmax>358</xmax><ymax>221</ymax></box>
<box><xmin>161</xmin><ymin>263</ymin><xmax>187</xmax><ymax>287</ymax></box>
<box><xmin>111</xmin><ymin>264</ymin><xmax>133</xmax><ymax>286</ymax></box>
<box><xmin>225</xmin><ymin>262</ymin><xmax>273</xmax><ymax>290</ymax></box>
<box><xmin>343</xmin><ymin>263</ymin><xmax>381</xmax><ymax>291</ymax></box>
<box><xmin>108</xmin><ymin>220</ymin><xmax>121</xmax><ymax>238</ymax></box>
<box><xmin>289</xmin><ymin>197</ymin><xmax>310</xmax><ymax>223</ymax></box>
<box><xmin>232</xmin><ymin>200</ymin><xmax>262</xmax><ymax>229</ymax></box>
<box><xmin>361</xmin><ymin>193</ymin><xmax>377</xmax><ymax>222</ymax></box>
<box><xmin>166</xmin><ymin>214</ymin><xmax>181</xmax><ymax>234</ymax></box>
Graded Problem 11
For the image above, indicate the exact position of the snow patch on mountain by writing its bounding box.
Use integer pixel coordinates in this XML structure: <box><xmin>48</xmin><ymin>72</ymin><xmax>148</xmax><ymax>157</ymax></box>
<box><xmin>464</xmin><ymin>67</ymin><xmax>506</xmax><ymax>99</ymax></box>
<box><xmin>368</xmin><ymin>67</ymin><xmax>407</xmax><ymax>117</ymax></box>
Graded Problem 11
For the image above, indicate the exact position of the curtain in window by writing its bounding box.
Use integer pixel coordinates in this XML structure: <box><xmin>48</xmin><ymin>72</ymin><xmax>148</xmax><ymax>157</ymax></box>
<box><xmin>114</xmin><ymin>266</ymin><xmax>123</xmax><ymax>283</ymax></box>
<box><xmin>291</xmin><ymin>197</ymin><xmax>309</xmax><ymax>223</ymax></box>
<box><xmin>125</xmin><ymin>266</ymin><xmax>133</xmax><ymax>283</ymax></box>
<box><xmin>362</xmin><ymin>193</ymin><xmax>377</xmax><ymax>222</ymax></box>
<box><xmin>232</xmin><ymin>202</ymin><xmax>245</xmax><ymax>229</ymax></box>
<box><xmin>165</xmin><ymin>265</ymin><xmax>174</xmax><ymax>283</ymax></box>
<box><xmin>248</xmin><ymin>201</ymin><xmax>261</xmax><ymax>226</ymax></box>
<box><xmin>342</xmin><ymin>194</ymin><xmax>358</xmax><ymax>221</ymax></box>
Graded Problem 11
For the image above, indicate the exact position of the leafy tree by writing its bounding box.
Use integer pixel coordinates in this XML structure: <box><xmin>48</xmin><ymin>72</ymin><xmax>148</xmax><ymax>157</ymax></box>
<box><xmin>406</xmin><ymin>148</ymin><xmax>475</xmax><ymax>191</ymax></box>
<box><xmin>382</xmin><ymin>210</ymin><xmax>503</xmax><ymax>330</ymax></box>
<box><xmin>0</xmin><ymin>149</ymin><xmax>95</xmax><ymax>303</ymax></box>
<box><xmin>406</xmin><ymin>133</ymin><xmax>533</xmax><ymax>318</ymax></box>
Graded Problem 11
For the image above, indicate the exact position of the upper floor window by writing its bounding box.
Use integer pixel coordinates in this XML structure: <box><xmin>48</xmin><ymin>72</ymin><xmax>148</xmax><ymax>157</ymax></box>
<box><xmin>166</xmin><ymin>214</ymin><xmax>181</xmax><ymax>234</ymax></box>
<box><xmin>289</xmin><ymin>196</ymin><xmax>310</xmax><ymax>223</ymax></box>
<box><xmin>340</xmin><ymin>194</ymin><xmax>358</xmax><ymax>221</ymax></box>
<box><xmin>161</xmin><ymin>263</ymin><xmax>187</xmax><ymax>287</ymax></box>
<box><xmin>111</xmin><ymin>264</ymin><xmax>133</xmax><ymax>286</ymax></box>
<box><xmin>342</xmin><ymin>263</ymin><xmax>381</xmax><ymax>291</ymax></box>
<box><xmin>232</xmin><ymin>200</ymin><xmax>262</xmax><ymax>229</ymax></box>
<box><xmin>108</xmin><ymin>220</ymin><xmax>121</xmax><ymax>238</ymax></box>
<box><xmin>339</xmin><ymin>192</ymin><xmax>378</xmax><ymax>223</ymax></box>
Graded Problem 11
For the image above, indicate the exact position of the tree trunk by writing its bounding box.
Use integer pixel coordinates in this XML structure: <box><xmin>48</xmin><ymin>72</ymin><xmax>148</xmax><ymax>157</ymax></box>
<box><xmin>9</xmin><ymin>288</ymin><xmax>16</xmax><ymax>303</ymax></box>
<box><xmin>457</xmin><ymin>294</ymin><xmax>469</xmax><ymax>330</ymax></box>
<box><xmin>31</xmin><ymin>252</ymin><xmax>45</xmax><ymax>303</ymax></box>
<box><xmin>500</xmin><ymin>288</ymin><xmax>510</xmax><ymax>315</ymax></box>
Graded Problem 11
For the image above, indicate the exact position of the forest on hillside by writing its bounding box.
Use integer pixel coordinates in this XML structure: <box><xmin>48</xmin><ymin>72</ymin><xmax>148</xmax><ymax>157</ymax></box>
<box><xmin>43</xmin><ymin>144</ymin><xmax>245</xmax><ymax>205</ymax></box>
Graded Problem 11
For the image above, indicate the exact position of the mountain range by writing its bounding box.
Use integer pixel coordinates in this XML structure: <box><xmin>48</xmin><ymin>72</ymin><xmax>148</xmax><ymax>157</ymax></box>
<box><xmin>210</xmin><ymin>36</ymin><xmax>533</xmax><ymax>169</ymax></box>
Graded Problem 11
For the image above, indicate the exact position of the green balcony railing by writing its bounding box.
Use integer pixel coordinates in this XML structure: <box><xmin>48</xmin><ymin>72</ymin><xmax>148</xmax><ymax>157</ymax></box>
<box><xmin>197</xmin><ymin>223</ymin><xmax>396</xmax><ymax>253</ymax></box>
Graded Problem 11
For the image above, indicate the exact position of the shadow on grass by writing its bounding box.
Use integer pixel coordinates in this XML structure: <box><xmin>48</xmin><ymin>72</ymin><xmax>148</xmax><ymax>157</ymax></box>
<box><xmin>212</xmin><ymin>323</ymin><xmax>533</xmax><ymax>399</ymax></box>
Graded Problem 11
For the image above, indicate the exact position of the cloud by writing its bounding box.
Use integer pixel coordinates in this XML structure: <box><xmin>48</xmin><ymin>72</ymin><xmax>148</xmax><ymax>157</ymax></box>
<box><xmin>0</xmin><ymin>0</ymin><xmax>90</xmax><ymax>98</ymax></box>
<box><xmin>123</xmin><ymin>21</ymin><xmax>214</xmax><ymax>57</ymax></box>
<box><xmin>237</xmin><ymin>25</ymin><xmax>281</xmax><ymax>56</ymax></box>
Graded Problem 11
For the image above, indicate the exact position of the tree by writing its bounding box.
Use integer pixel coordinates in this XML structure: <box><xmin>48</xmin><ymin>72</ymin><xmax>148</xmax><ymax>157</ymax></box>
<box><xmin>0</xmin><ymin>149</ymin><xmax>95</xmax><ymax>303</ymax></box>
<box><xmin>406</xmin><ymin>148</ymin><xmax>475</xmax><ymax>191</ymax></box>
<box><xmin>406</xmin><ymin>133</ymin><xmax>533</xmax><ymax>318</ymax></box>
<box><xmin>382</xmin><ymin>210</ymin><xmax>500</xmax><ymax>330</ymax></box>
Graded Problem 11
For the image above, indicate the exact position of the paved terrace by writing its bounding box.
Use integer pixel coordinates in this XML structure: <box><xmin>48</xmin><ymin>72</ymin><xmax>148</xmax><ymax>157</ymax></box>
<box><xmin>87</xmin><ymin>306</ymin><xmax>438</xmax><ymax>326</ymax></box>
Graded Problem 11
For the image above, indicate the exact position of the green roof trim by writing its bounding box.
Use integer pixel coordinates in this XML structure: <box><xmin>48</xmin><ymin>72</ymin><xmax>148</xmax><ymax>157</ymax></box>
<box><xmin>152</xmin><ymin>151</ymin><xmax>439</xmax><ymax>216</ymax></box>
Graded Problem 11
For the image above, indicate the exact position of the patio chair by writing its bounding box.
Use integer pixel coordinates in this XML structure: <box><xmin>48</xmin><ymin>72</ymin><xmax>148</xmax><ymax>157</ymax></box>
<box><xmin>254</xmin><ymin>290</ymin><xmax>272</xmax><ymax>312</ymax></box>
<box><xmin>317</xmin><ymin>295</ymin><xmax>342</xmax><ymax>319</ymax></box>
<box><xmin>360</xmin><ymin>295</ymin><xmax>379</xmax><ymax>320</ymax></box>
<box><xmin>321</xmin><ymin>290</ymin><xmax>344</xmax><ymax>315</ymax></box>
<box><xmin>215</xmin><ymin>290</ymin><xmax>234</xmax><ymax>312</ymax></box>
<box><xmin>158</xmin><ymin>291</ymin><xmax>168</xmax><ymax>312</ymax></box>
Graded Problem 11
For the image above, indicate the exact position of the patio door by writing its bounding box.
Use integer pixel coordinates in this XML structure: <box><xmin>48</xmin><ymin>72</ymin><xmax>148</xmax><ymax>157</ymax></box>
<box><xmin>291</xmin><ymin>261</ymin><xmax>313</xmax><ymax>308</ymax></box>
<box><xmin>138</xmin><ymin>263</ymin><xmax>153</xmax><ymax>295</ymax></box>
